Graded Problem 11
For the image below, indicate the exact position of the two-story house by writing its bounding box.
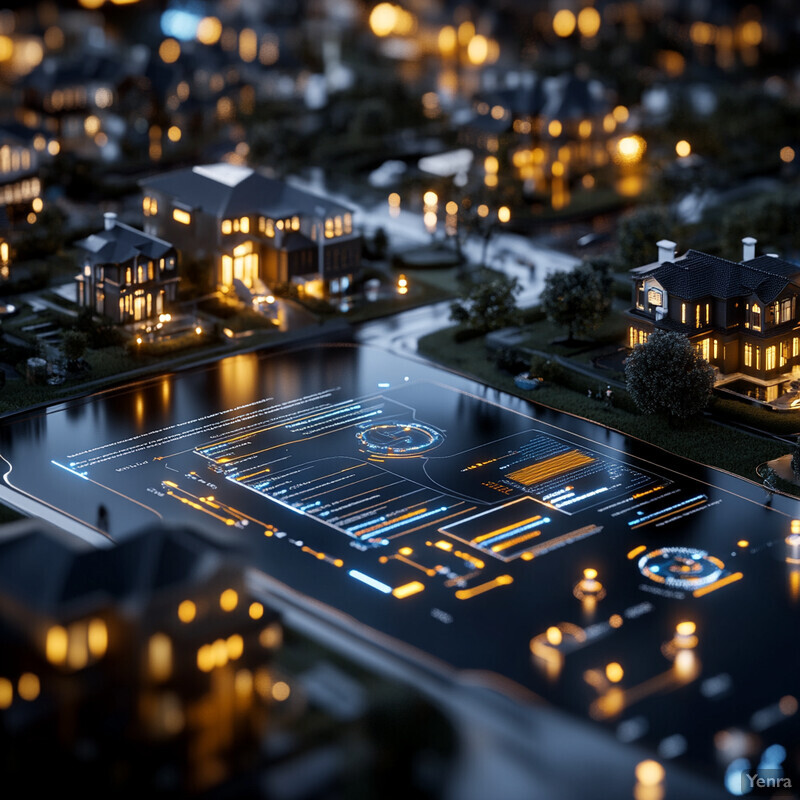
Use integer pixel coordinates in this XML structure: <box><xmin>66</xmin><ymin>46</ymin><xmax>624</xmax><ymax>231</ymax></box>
<box><xmin>139</xmin><ymin>164</ymin><xmax>361</xmax><ymax>298</ymax></box>
<box><xmin>626</xmin><ymin>238</ymin><xmax>800</xmax><ymax>383</ymax></box>
<box><xmin>75</xmin><ymin>213</ymin><xmax>178</xmax><ymax>324</ymax></box>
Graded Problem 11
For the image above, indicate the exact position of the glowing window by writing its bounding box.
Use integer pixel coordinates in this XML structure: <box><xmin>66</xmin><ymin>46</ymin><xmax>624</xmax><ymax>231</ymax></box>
<box><xmin>173</xmin><ymin>208</ymin><xmax>191</xmax><ymax>225</ymax></box>
<box><xmin>766</xmin><ymin>346</ymin><xmax>776</xmax><ymax>370</ymax></box>
<box><xmin>240</xmin><ymin>216</ymin><xmax>250</xmax><ymax>234</ymax></box>
<box><xmin>752</xmin><ymin>303</ymin><xmax>761</xmax><ymax>331</ymax></box>
<box><xmin>744</xmin><ymin>342</ymin><xmax>752</xmax><ymax>367</ymax></box>
<box><xmin>265</xmin><ymin>219</ymin><xmax>274</xmax><ymax>237</ymax></box>
<box><xmin>221</xmin><ymin>219</ymin><xmax>232</xmax><ymax>234</ymax></box>
<box><xmin>291</xmin><ymin>216</ymin><xmax>300</xmax><ymax>231</ymax></box>
<box><xmin>344</xmin><ymin>213</ymin><xmax>352</xmax><ymax>234</ymax></box>
<box><xmin>681</xmin><ymin>303</ymin><xmax>686</xmax><ymax>324</ymax></box>
<box><xmin>713</xmin><ymin>339</ymin><xmax>718</xmax><ymax>359</ymax></box>
<box><xmin>794</xmin><ymin>337</ymin><xmax>799</xmax><ymax>357</ymax></box>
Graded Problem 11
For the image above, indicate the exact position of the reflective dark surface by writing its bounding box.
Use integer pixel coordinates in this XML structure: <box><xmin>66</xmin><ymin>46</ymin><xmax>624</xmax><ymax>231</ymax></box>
<box><xmin>1</xmin><ymin>342</ymin><xmax>798</xmax><ymax>791</ymax></box>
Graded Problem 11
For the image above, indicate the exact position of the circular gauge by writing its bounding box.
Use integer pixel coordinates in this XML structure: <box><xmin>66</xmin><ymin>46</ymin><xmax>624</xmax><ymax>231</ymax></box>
<box><xmin>638</xmin><ymin>547</ymin><xmax>725</xmax><ymax>590</ymax></box>
<box><xmin>356</xmin><ymin>421</ymin><xmax>443</xmax><ymax>457</ymax></box>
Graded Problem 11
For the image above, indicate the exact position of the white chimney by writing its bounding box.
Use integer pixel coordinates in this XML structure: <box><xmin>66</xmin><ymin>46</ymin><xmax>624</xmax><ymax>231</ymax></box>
<box><xmin>657</xmin><ymin>239</ymin><xmax>676</xmax><ymax>264</ymax></box>
<box><xmin>742</xmin><ymin>236</ymin><xmax>756</xmax><ymax>261</ymax></box>
<box><xmin>104</xmin><ymin>211</ymin><xmax>117</xmax><ymax>231</ymax></box>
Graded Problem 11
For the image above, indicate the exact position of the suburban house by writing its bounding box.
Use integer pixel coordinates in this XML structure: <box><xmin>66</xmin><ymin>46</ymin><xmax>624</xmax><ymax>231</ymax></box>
<box><xmin>75</xmin><ymin>212</ymin><xmax>178</xmax><ymax>324</ymax></box>
<box><xmin>139</xmin><ymin>164</ymin><xmax>361</xmax><ymax>298</ymax></box>
<box><xmin>626</xmin><ymin>238</ymin><xmax>800</xmax><ymax>385</ymax></box>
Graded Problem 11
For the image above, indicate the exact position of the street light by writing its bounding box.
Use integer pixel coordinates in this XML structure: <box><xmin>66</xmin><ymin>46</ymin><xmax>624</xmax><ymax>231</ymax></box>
<box><xmin>397</xmin><ymin>274</ymin><xmax>408</xmax><ymax>295</ymax></box>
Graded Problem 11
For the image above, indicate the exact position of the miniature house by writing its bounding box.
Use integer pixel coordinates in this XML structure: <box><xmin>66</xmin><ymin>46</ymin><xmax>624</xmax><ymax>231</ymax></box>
<box><xmin>75</xmin><ymin>212</ymin><xmax>178</xmax><ymax>324</ymax></box>
<box><xmin>626</xmin><ymin>238</ymin><xmax>800</xmax><ymax>384</ymax></box>
<box><xmin>139</xmin><ymin>164</ymin><xmax>361</xmax><ymax>298</ymax></box>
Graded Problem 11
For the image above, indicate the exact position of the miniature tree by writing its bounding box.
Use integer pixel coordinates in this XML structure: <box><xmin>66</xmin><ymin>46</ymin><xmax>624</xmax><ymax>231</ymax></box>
<box><xmin>791</xmin><ymin>437</ymin><xmax>800</xmax><ymax>481</ymax></box>
<box><xmin>62</xmin><ymin>330</ymin><xmax>88</xmax><ymax>368</ymax></box>
<box><xmin>625</xmin><ymin>330</ymin><xmax>715</xmax><ymax>420</ymax></box>
<box><xmin>539</xmin><ymin>263</ymin><xmax>612</xmax><ymax>343</ymax></box>
<box><xmin>449</xmin><ymin>273</ymin><xmax>521</xmax><ymax>333</ymax></box>
<box><xmin>618</xmin><ymin>206</ymin><xmax>673</xmax><ymax>267</ymax></box>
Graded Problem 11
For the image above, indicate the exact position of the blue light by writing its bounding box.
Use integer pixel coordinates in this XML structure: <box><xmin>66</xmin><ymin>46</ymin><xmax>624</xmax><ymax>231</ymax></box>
<box><xmin>378</xmin><ymin>382</ymin><xmax>390</xmax><ymax>388</ymax></box>
<box><xmin>161</xmin><ymin>9</ymin><xmax>202</xmax><ymax>41</ymax></box>
<box><xmin>348</xmin><ymin>569</ymin><xmax>391</xmax><ymax>594</ymax></box>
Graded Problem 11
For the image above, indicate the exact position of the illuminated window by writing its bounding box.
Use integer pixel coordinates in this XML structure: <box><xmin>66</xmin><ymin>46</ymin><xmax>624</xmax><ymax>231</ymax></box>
<box><xmin>628</xmin><ymin>327</ymin><xmax>636</xmax><ymax>348</ymax></box>
<box><xmin>291</xmin><ymin>216</ymin><xmax>300</xmax><ymax>231</ymax></box>
<box><xmin>125</xmin><ymin>267</ymin><xmax>132</xmax><ymax>284</ymax></box>
<box><xmin>681</xmin><ymin>303</ymin><xmax>686</xmax><ymax>324</ymax></box>
<box><xmin>755</xmin><ymin>347</ymin><xmax>760</xmax><ymax>370</ymax></box>
<box><xmin>334</xmin><ymin>215</ymin><xmax>342</xmax><ymax>236</ymax></box>
<box><xmin>143</xmin><ymin>196</ymin><xmax>158</xmax><ymax>216</ymax></box>
<box><xmin>148</xmin><ymin>261</ymin><xmax>154</xmax><ymax>281</ymax></box>
<box><xmin>137</xmin><ymin>263</ymin><xmax>144</xmax><ymax>283</ymax></box>
<box><xmin>713</xmin><ymin>339</ymin><xmax>718</xmax><ymax>359</ymax></box>
<box><xmin>159</xmin><ymin>258</ymin><xmax>164</xmax><ymax>272</ymax></box>
<box><xmin>780</xmin><ymin>341</ymin><xmax>788</xmax><ymax>367</ymax></box>
<box><xmin>766</xmin><ymin>346</ymin><xmax>776</xmax><ymax>370</ymax></box>
<box><xmin>344</xmin><ymin>213</ymin><xmax>352</xmax><ymax>234</ymax></box>
<box><xmin>221</xmin><ymin>219</ymin><xmax>232</xmax><ymax>234</ymax></box>
<box><xmin>744</xmin><ymin>342</ymin><xmax>752</xmax><ymax>367</ymax></box>
<box><xmin>173</xmin><ymin>208</ymin><xmax>191</xmax><ymax>225</ymax></box>
<box><xmin>700</xmin><ymin>338</ymin><xmax>710</xmax><ymax>361</ymax></box>
<box><xmin>794</xmin><ymin>337</ymin><xmax>799</xmax><ymax>357</ymax></box>
<box><xmin>265</xmin><ymin>219</ymin><xmax>274</xmax><ymax>237</ymax></box>
<box><xmin>782</xmin><ymin>298</ymin><xmax>792</xmax><ymax>323</ymax></box>
<box><xmin>695</xmin><ymin>305</ymin><xmax>701</xmax><ymax>328</ymax></box>
<box><xmin>325</xmin><ymin>219</ymin><xmax>334</xmax><ymax>238</ymax></box>
<box><xmin>705</xmin><ymin>303</ymin><xmax>710</xmax><ymax>324</ymax></box>
<box><xmin>751</xmin><ymin>303</ymin><xmax>761</xmax><ymax>331</ymax></box>
<box><xmin>240</xmin><ymin>216</ymin><xmax>249</xmax><ymax>234</ymax></box>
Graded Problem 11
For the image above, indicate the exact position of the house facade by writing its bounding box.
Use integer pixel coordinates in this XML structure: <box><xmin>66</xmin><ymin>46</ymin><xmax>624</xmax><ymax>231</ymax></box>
<box><xmin>139</xmin><ymin>164</ymin><xmax>361</xmax><ymax>298</ymax></box>
<box><xmin>75</xmin><ymin>213</ymin><xmax>178</xmax><ymax>324</ymax></box>
<box><xmin>625</xmin><ymin>238</ymin><xmax>800</xmax><ymax>382</ymax></box>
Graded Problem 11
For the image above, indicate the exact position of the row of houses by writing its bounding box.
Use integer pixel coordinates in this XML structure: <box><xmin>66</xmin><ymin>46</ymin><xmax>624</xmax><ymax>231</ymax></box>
<box><xmin>76</xmin><ymin>163</ymin><xmax>361</xmax><ymax>324</ymax></box>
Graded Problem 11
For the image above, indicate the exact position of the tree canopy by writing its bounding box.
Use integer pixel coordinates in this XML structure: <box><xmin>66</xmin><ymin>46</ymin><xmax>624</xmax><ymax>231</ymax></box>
<box><xmin>624</xmin><ymin>330</ymin><xmax>715</xmax><ymax>419</ymax></box>
<box><xmin>449</xmin><ymin>273</ymin><xmax>521</xmax><ymax>332</ymax></box>
<box><xmin>539</xmin><ymin>262</ymin><xmax>612</xmax><ymax>342</ymax></box>
<box><xmin>617</xmin><ymin>206</ymin><xmax>674</xmax><ymax>268</ymax></box>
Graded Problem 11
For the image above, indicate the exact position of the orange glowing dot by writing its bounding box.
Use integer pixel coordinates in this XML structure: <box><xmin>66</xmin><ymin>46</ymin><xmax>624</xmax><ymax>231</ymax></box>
<box><xmin>609</xmin><ymin>614</ymin><xmax>623</xmax><ymax>628</ymax></box>
<box><xmin>178</xmin><ymin>600</ymin><xmax>196</xmax><ymax>623</ymax></box>
<box><xmin>271</xmin><ymin>680</ymin><xmax>291</xmax><ymax>701</ymax></box>
<box><xmin>676</xmin><ymin>621</ymin><xmax>696</xmax><ymax>637</ymax></box>
<box><xmin>553</xmin><ymin>9</ymin><xmax>576</xmax><ymax>37</ymax></box>
<box><xmin>605</xmin><ymin>662</ymin><xmax>624</xmax><ymax>683</ymax></box>
<box><xmin>546</xmin><ymin>626</ymin><xmax>562</xmax><ymax>645</ymax></box>
<box><xmin>737</xmin><ymin>539</ymin><xmax>749</xmax><ymax>548</ymax></box>
<box><xmin>158</xmin><ymin>38</ymin><xmax>181</xmax><ymax>64</ymax></box>
<box><xmin>249</xmin><ymin>602</ymin><xmax>264</xmax><ymax>620</ymax></box>
<box><xmin>399</xmin><ymin>546</ymin><xmax>413</xmax><ymax>556</ymax></box>
<box><xmin>635</xmin><ymin>760</ymin><xmax>665</xmax><ymax>786</ymax></box>
<box><xmin>583</xmin><ymin>568</ymin><xmax>598</xmax><ymax>580</ymax></box>
<box><xmin>781</xmin><ymin>146</ymin><xmax>795</xmax><ymax>163</ymax></box>
<box><xmin>219</xmin><ymin>588</ymin><xmax>238</xmax><ymax>612</ymax></box>
<box><xmin>675</xmin><ymin>139</ymin><xmax>691</xmax><ymax>158</ymax></box>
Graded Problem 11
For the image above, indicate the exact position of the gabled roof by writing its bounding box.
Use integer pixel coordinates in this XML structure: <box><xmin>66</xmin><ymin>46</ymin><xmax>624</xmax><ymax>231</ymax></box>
<box><xmin>76</xmin><ymin>220</ymin><xmax>174</xmax><ymax>264</ymax></box>
<box><xmin>140</xmin><ymin>164</ymin><xmax>353</xmax><ymax>220</ymax></box>
<box><xmin>0</xmin><ymin>524</ymin><xmax>228</xmax><ymax>617</ymax></box>
<box><xmin>638</xmin><ymin>249</ymin><xmax>800</xmax><ymax>305</ymax></box>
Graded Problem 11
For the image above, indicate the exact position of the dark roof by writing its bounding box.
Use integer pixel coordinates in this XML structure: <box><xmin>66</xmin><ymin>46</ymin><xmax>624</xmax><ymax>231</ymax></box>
<box><xmin>639</xmin><ymin>249</ymin><xmax>800</xmax><ymax>304</ymax></box>
<box><xmin>140</xmin><ymin>165</ymin><xmax>353</xmax><ymax>220</ymax></box>
<box><xmin>0</xmin><ymin>524</ymin><xmax>227</xmax><ymax>616</ymax></box>
<box><xmin>543</xmin><ymin>75</ymin><xmax>606</xmax><ymax>121</ymax></box>
<box><xmin>76</xmin><ymin>220</ymin><xmax>174</xmax><ymax>264</ymax></box>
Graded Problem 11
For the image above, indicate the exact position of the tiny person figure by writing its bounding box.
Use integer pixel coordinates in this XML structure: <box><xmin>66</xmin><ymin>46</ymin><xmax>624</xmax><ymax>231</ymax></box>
<box><xmin>605</xmin><ymin>385</ymin><xmax>614</xmax><ymax>409</ymax></box>
<box><xmin>587</xmin><ymin>388</ymin><xmax>593</xmax><ymax>399</ymax></box>
<box><xmin>97</xmin><ymin>504</ymin><xmax>109</xmax><ymax>532</ymax></box>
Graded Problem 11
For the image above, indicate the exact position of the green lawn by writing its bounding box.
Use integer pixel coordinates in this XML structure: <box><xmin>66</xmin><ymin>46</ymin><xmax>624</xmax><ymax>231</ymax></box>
<box><xmin>419</xmin><ymin>326</ymin><xmax>793</xmax><ymax>490</ymax></box>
